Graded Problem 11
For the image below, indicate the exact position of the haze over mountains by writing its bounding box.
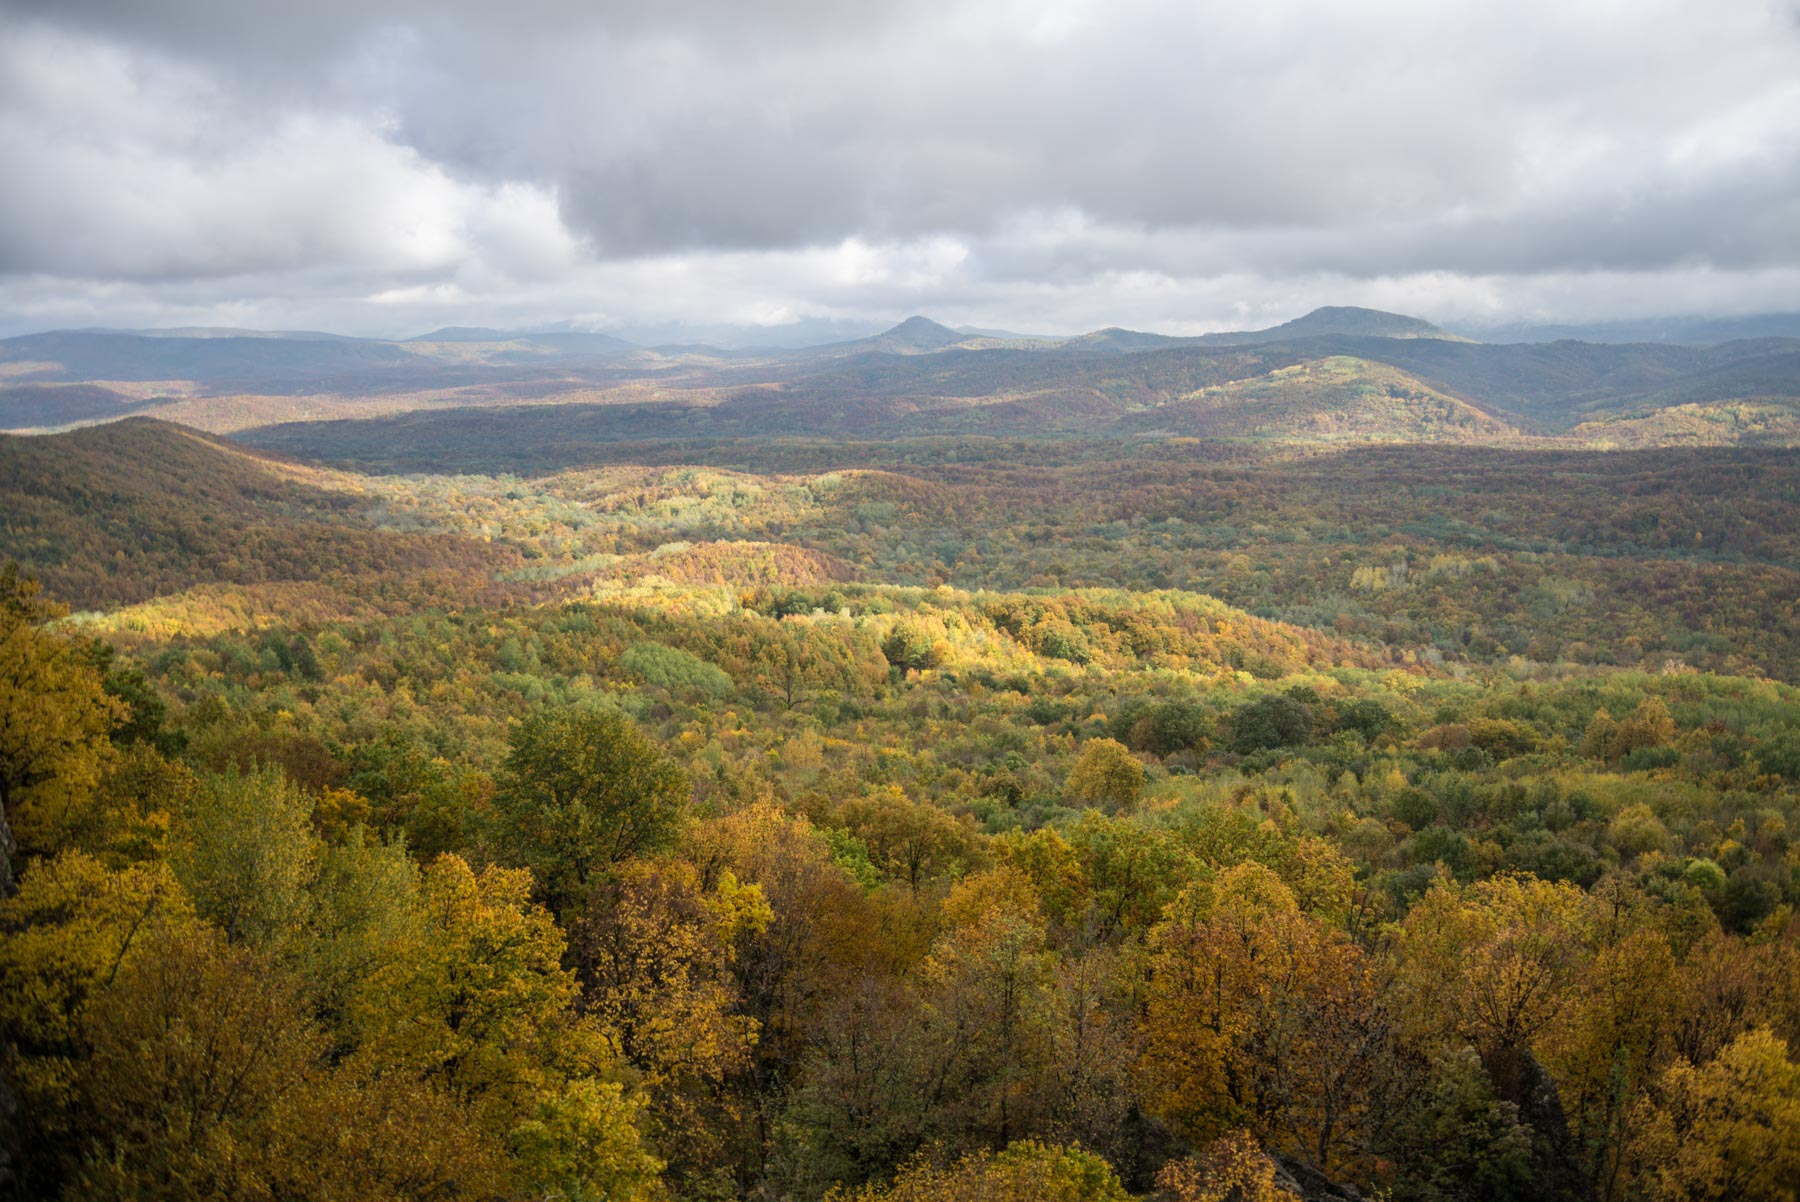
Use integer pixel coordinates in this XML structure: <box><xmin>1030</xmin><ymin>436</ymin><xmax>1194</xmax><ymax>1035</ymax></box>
<box><xmin>3</xmin><ymin>304</ymin><xmax>1463</xmax><ymax>382</ymax></box>
<box><xmin>1450</xmin><ymin>312</ymin><xmax>1800</xmax><ymax>345</ymax></box>
<box><xmin>10</xmin><ymin>303</ymin><xmax>1798</xmax><ymax>384</ymax></box>
<box><xmin>4</xmin><ymin>305</ymin><xmax>1799</xmax><ymax>456</ymax></box>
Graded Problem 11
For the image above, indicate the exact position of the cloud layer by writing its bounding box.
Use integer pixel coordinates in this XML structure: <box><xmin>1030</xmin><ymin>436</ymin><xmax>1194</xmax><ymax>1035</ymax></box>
<box><xmin>3</xmin><ymin>0</ymin><xmax>1799</xmax><ymax>336</ymax></box>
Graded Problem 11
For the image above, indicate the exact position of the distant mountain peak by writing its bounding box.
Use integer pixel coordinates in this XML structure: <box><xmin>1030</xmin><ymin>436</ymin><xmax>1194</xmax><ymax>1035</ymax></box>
<box><xmin>784</xmin><ymin>315</ymin><xmax>975</xmax><ymax>358</ymax></box>
<box><xmin>1268</xmin><ymin>306</ymin><xmax>1457</xmax><ymax>340</ymax></box>
<box><xmin>883</xmin><ymin>315</ymin><xmax>963</xmax><ymax>345</ymax></box>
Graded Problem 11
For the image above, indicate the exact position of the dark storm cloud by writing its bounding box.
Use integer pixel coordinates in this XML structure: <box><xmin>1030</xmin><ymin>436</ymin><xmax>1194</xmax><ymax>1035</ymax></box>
<box><xmin>1</xmin><ymin>0</ymin><xmax>1798</xmax><ymax>334</ymax></box>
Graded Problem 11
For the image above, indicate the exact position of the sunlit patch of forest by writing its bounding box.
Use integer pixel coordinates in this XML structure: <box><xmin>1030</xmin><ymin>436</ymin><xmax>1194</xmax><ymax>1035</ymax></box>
<box><xmin>3</xmin><ymin>416</ymin><xmax>1798</xmax><ymax>1201</ymax></box>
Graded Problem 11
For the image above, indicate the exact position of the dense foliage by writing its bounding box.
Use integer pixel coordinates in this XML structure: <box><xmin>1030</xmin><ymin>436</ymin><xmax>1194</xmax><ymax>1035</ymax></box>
<box><xmin>2</xmin><ymin>416</ymin><xmax>1798</xmax><ymax>1202</ymax></box>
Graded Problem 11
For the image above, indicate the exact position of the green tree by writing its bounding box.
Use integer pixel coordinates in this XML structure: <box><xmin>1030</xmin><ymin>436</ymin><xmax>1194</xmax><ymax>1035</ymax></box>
<box><xmin>1067</xmin><ymin>810</ymin><xmax>1195</xmax><ymax>934</ymax></box>
<box><xmin>881</xmin><ymin>624</ymin><xmax>942</xmax><ymax>678</ymax></box>
<box><xmin>837</xmin><ymin>786</ymin><xmax>983</xmax><ymax>894</ymax></box>
<box><xmin>1129</xmin><ymin>700</ymin><xmax>1210</xmax><ymax>757</ymax></box>
<box><xmin>1231</xmin><ymin>694</ymin><xmax>1314</xmax><ymax>754</ymax></box>
<box><xmin>754</xmin><ymin>628</ymin><xmax>819</xmax><ymax>709</ymax></box>
<box><xmin>170</xmin><ymin>764</ymin><xmax>320</xmax><ymax>948</ymax></box>
<box><xmin>493</xmin><ymin>707</ymin><xmax>688</xmax><ymax>914</ymax></box>
<box><xmin>353</xmin><ymin>854</ymin><xmax>658</xmax><ymax>1198</ymax></box>
<box><xmin>510</xmin><ymin>1077</ymin><xmax>664</xmax><ymax>1202</ymax></box>
<box><xmin>300</xmin><ymin>826</ymin><xmax>423</xmax><ymax>1038</ymax></box>
<box><xmin>622</xmin><ymin>641</ymin><xmax>733</xmax><ymax>700</ymax></box>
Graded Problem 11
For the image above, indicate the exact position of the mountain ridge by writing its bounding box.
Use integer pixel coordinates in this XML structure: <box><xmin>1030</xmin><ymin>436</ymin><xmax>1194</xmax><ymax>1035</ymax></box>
<box><xmin>7</xmin><ymin>309</ymin><xmax>1800</xmax><ymax>446</ymax></box>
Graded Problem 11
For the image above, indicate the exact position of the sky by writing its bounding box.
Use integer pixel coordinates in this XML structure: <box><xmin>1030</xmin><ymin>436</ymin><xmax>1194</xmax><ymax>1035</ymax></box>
<box><xmin>3</xmin><ymin>0</ymin><xmax>1800</xmax><ymax>340</ymax></box>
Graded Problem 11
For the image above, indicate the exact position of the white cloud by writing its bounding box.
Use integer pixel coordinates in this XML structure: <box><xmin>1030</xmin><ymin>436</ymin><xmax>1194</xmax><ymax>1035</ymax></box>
<box><xmin>1</xmin><ymin>0</ymin><xmax>1798</xmax><ymax>335</ymax></box>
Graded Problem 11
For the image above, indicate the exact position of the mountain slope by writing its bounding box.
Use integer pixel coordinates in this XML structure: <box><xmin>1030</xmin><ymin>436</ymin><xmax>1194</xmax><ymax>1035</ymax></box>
<box><xmin>0</xmin><ymin>383</ymin><xmax>150</xmax><ymax>430</ymax></box>
<box><xmin>0</xmin><ymin>418</ymin><xmax>520</xmax><ymax>609</ymax></box>
<box><xmin>1569</xmin><ymin>398</ymin><xmax>1800</xmax><ymax>448</ymax></box>
<box><xmin>1111</xmin><ymin>356</ymin><xmax>1518</xmax><ymax>443</ymax></box>
<box><xmin>1292</xmin><ymin>335</ymin><xmax>1800</xmax><ymax>429</ymax></box>
<box><xmin>880</xmin><ymin>316</ymin><xmax>972</xmax><ymax>351</ymax></box>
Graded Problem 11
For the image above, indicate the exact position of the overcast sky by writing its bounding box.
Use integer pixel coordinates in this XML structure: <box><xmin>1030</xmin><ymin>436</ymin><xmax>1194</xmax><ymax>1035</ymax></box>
<box><xmin>3</xmin><ymin>0</ymin><xmax>1800</xmax><ymax>338</ymax></box>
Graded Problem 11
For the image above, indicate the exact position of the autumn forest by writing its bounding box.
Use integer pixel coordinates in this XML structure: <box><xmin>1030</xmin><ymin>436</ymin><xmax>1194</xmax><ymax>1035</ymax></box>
<box><xmin>2</xmin><ymin>312</ymin><xmax>1800</xmax><ymax>1202</ymax></box>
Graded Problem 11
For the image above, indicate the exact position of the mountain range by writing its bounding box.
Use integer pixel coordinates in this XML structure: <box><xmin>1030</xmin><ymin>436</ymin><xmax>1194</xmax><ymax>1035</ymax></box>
<box><xmin>3</xmin><ymin>306</ymin><xmax>1798</xmax><ymax>454</ymax></box>
<box><xmin>2</xmin><ymin>305</ymin><xmax>1464</xmax><ymax>385</ymax></box>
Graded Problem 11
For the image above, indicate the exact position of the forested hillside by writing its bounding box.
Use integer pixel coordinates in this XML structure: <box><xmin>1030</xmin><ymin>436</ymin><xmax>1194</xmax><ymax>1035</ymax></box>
<box><xmin>0</xmin><ymin>419</ymin><xmax>522</xmax><ymax>609</ymax></box>
<box><xmin>3</xmin><ymin>403</ymin><xmax>1798</xmax><ymax>1202</ymax></box>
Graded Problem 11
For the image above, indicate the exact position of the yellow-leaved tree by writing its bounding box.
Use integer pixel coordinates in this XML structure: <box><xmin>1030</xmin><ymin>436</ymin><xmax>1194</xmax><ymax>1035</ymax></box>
<box><xmin>1628</xmin><ymin>1027</ymin><xmax>1800</xmax><ymax>1201</ymax></box>
<box><xmin>831</xmin><ymin>1139</ymin><xmax>1129</xmax><ymax>1202</ymax></box>
<box><xmin>1387</xmin><ymin>873</ymin><xmax>1595</xmax><ymax>1060</ymax></box>
<box><xmin>1063</xmin><ymin>739</ymin><xmax>1145</xmax><ymax>813</ymax></box>
<box><xmin>1540</xmin><ymin>925</ymin><xmax>1681</xmax><ymax>1200</ymax></box>
<box><xmin>567</xmin><ymin>857</ymin><xmax>769</xmax><ymax>1189</ymax></box>
<box><xmin>0</xmin><ymin>851</ymin><xmax>197</xmax><ymax>1193</ymax></box>
<box><xmin>353</xmin><ymin>853</ymin><xmax>663</xmax><ymax>1201</ymax></box>
<box><xmin>1156</xmin><ymin>1129</ymin><xmax>1302</xmax><ymax>1202</ymax></box>
<box><xmin>914</xmin><ymin>866</ymin><xmax>1058</xmax><ymax>1149</ymax></box>
<box><xmin>1140</xmin><ymin>862</ymin><xmax>1384</xmax><ymax>1179</ymax></box>
<box><xmin>0</xmin><ymin>564</ymin><xmax>124</xmax><ymax>887</ymax></box>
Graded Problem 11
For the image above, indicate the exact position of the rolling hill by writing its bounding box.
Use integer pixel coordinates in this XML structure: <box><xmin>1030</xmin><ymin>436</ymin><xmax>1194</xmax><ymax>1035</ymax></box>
<box><xmin>1568</xmin><ymin>398</ymin><xmax>1800</xmax><ymax>448</ymax></box>
<box><xmin>0</xmin><ymin>418</ymin><xmax>521</xmax><ymax>609</ymax></box>
<box><xmin>1110</xmin><ymin>356</ymin><xmax>1517</xmax><ymax>443</ymax></box>
<box><xmin>1280</xmin><ymin>334</ymin><xmax>1800</xmax><ymax>430</ymax></box>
